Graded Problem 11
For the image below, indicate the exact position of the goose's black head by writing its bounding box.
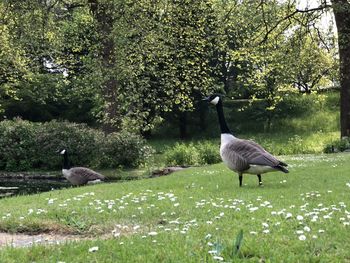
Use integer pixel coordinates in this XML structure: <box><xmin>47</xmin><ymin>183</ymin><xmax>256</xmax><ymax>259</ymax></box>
<box><xmin>202</xmin><ymin>94</ymin><xmax>222</xmax><ymax>106</ymax></box>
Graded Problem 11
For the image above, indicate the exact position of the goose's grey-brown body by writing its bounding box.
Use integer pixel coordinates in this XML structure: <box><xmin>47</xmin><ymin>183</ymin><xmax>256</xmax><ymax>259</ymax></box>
<box><xmin>204</xmin><ymin>94</ymin><xmax>288</xmax><ymax>186</ymax></box>
<box><xmin>62</xmin><ymin>167</ymin><xmax>105</xmax><ymax>186</ymax></box>
<box><xmin>60</xmin><ymin>149</ymin><xmax>105</xmax><ymax>186</ymax></box>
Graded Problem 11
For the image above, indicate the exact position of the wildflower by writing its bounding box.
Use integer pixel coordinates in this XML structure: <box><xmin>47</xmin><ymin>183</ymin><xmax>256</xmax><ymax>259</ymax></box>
<box><xmin>262</xmin><ymin>222</ymin><xmax>269</xmax><ymax>228</ymax></box>
<box><xmin>205</xmin><ymin>234</ymin><xmax>212</xmax><ymax>239</ymax></box>
<box><xmin>303</xmin><ymin>226</ymin><xmax>311</xmax><ymax>232</ymax></box>
<box><xmin>297</xmin><ymin>215</ymin><xmax>304</xmax><ymax>221</ymax></box>
<box><xmin>213</xmin><ymin>256</ymin><xmax>224</xmax><ymax>261</ymax></box>
<box><xmin>88</xmin><ymin>246</ymin><xmax>99</xmax><ymax>253</ymax></box>
<box><xmin>285</xmin><ymin>213</ymin><xmax>293</xmax><ymax>219</ymax></box>
<box><xmin>148</xmin><ymin>231</ymin><xmax>158</xmax><ymax>236</ymax></box>
<box><xmin>311</xmin><ymin>216</ymin><xmax>318</xmax><ymax>222</ymax></box>
<box><xmin>298</xmin><ymin>235</ymin><xmax>306</xmax><ymax>241</ymax></box>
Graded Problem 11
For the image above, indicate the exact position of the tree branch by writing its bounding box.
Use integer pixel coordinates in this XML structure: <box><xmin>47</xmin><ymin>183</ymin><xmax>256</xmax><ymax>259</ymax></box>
<box><xmin>260</xmin><ymin>3</ymin><xmax>332</xmax><ymax>44</ymax></box>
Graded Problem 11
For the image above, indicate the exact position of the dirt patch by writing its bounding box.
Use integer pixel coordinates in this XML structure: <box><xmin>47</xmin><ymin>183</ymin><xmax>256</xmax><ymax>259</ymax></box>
<box><xmin>0</xmin><ymin>224</ymin><xmax>135</xmax><ymax>248</ymax></box>
<box><xmin>151</xmin><ymin>166</ymin><xmax>189</xmax><ymax>177</ymax></box>
<box><xmin>0</xmin><ymin>232</ymin><xmax>90</xmax><ymax>248</ymax></box>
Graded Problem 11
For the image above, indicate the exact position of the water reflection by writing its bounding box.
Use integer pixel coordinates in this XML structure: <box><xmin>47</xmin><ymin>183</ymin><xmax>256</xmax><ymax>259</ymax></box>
<box><xmin>0</xmin><ymin>178</ymin><xmax>71</xmax><ymax>198</ymax></box>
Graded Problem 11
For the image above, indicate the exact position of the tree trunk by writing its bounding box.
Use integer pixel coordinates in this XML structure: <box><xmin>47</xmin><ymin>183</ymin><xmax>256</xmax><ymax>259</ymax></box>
<box><xmin>89</xmin><ymin>0</ymin><xmax>120</xmax><ymax>133</ymax></box>
<box><xmin>179</xmin><ymin>111</ymin><xmax>188</xmax><ymax>140</ymax></box>
<box><xmin>332</xmin><ymin>0</ymin><xmax>350</xmax><ymax>138</ymax></box>
<box><xmin>198</xmin><ymin>103</ymin><xmax>208</xmax><ymax>132</ymax></box>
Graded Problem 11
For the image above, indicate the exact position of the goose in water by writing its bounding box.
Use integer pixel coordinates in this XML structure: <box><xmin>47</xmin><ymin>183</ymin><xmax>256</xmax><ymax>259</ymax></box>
<box><xmin>59</xmin><ymin>149</ymin><xmax>105</xmax><ymax>186</ymax></box>
<box><xmin>203</xmin><ymin>94</ymin><xmax>288</xmax><ymax>187</ymax></box>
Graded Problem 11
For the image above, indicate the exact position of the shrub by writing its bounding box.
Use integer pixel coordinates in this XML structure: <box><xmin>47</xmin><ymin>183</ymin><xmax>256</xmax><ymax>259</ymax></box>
<box><xmin>324</xmin><ymin>138</ymin><xmax>350</xmax><ymax>153</ymax></box>
<box><xmin>164</xmin><ymin>142</ymin><xmax>221</xmax><ymax>166</ymax></box>
<box><xmin>0</xmin><ymin>119</ymin><xmax>154</xmax><ymax>171</ymax></box>
<box><xmin>0</xmin><ymin>119</ymin><xmax>38</xmax><ymax>171</ymax></box>
<box><xmin>100</xmin><ymin>131</ymin><xmax>155</xmax><ymax>168</ymax></box>
<box><xmin>197</xmin><ymin>141</ymin><xmax>221</xmax><ymax>164</ymax></box>
<box><xmin>34</xmin><ymin>120</ymin><xmax>103</xmax><ymax>170</ymax></box>
<box><xmin>164</xmin><ymin>143</ymin><xmax>199</xmax><ymax>166</ymax></box>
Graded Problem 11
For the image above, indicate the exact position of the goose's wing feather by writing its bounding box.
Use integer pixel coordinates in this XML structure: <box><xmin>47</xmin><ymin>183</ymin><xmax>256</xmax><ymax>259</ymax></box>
<box><xmin>229</xmin><ymin>139</ymin><xmax>282</xmax><ymax>167</ymax></box>
<box><xmin>70</xmin><ymin>167</ymin><xmax>105</xmax><ymax>181</ymax></box>
<box><xmin>221</xmin><ymin>144</ymin><xmax>250</xmax><ymax>171</ymax></box>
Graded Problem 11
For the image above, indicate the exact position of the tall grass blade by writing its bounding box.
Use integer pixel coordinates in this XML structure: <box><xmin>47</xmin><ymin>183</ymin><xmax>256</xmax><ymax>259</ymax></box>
<box><xmin>233</xmin><ymin>229</ymin><xmax>244</xmax><ymax>256</ymax></box>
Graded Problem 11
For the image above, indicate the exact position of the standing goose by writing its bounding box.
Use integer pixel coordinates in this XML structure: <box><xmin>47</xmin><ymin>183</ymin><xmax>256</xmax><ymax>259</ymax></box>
<box><xmin>203</xmin><ymin>94</ymin><xmax>288</xmax><ymax>187</ymax></box>
<box><xmin>59</xmin><ymin>149</ymin><xmax>105</xmax><ymax>186</ymax></box>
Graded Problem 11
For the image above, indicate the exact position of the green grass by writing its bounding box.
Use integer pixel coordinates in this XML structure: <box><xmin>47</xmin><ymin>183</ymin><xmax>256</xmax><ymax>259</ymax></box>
<box><xmin>0</xmin><ymin>153</ymin><xmax>350</xmax><ymax>262</ymax></box>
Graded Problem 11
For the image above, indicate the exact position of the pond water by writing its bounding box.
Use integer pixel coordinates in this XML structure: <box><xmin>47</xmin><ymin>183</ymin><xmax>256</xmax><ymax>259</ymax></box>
<box><xmin>0</xmin><ymin>178</ymin><xmax>71</xmax><ymax>198</ymax></box>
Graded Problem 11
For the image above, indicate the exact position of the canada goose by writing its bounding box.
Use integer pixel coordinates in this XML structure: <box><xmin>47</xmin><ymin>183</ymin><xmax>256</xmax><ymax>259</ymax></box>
<box><xmin>59</xmin><ymin>149</ymin><xmax>105</xmax><ymax>186</ymax></box>
<box><xmin>203</xmin><ymin>94</ymin><xmax>288</xmax><ymax>187</ymax></box>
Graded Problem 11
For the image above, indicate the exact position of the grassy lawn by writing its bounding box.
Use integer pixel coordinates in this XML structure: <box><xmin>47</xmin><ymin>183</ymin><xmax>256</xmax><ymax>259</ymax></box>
<box><xmin>0</xmin><ymin>153</ymin><xmax>349</xmax><ymax>262</ymax></box>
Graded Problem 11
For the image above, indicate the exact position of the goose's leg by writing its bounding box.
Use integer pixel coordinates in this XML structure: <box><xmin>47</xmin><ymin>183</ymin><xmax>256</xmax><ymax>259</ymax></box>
<box><xmin>239</xmin><ymin>173</ymin><xmax>243</xmax><ymax>187</ymax></box>
<box><xmin>257</xmin><ymin>174</ymin><xmax>262</xmax><ymax>186</ymax></box>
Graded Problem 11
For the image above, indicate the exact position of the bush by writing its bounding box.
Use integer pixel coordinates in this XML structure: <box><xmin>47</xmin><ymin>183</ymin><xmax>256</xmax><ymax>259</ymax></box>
<box><xmin>197</xmin><ymin>141</ymin><xmax>221</xmax><ymax>164</ymax></box>
<box><xmin>0</xmin><ymin>119</ymin><xmax>154</xmax><ymax>171</ymax></box>
<box><xmin>100</xmin><ymin>131</ymin><xmax>154</xmax><ymax>168</ymax></box>
<box><xmin>324</xmin><ymin>138</ymin><xmax>350</xmax><ymax>153</ymax></box>
<box><xmin>0</xmin><ymin>119</ymin><xmax>38</xmax><ymax>171</ymax></box>
<box><xmin>34</xmin><ymin>120</ymin><xmax>103</xmax><ymax>170</ymax></box>
<box><xmin>164</xmin><ymin>142</ymin><xmax>221</xmax><ymax>166</ymax></box>
<box><xmin>164</xmin><ymin>143</ymin><xmax>199</xmax><ymax>166</ymax></box>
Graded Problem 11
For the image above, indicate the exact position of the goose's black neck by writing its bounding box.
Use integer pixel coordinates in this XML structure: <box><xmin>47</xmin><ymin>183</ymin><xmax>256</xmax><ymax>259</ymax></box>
<box><xmin>216</xmin><ymin>101</ymin><xmax>231</xmax><ymax>134</ymax></box>
<box><xmin>62</xmin><ymin>152</ymin><xmax>70</xmax><ymax>169</ymax></box>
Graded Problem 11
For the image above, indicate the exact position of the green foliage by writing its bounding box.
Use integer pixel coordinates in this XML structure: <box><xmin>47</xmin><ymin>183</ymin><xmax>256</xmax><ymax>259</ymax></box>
<box><xmin>196</xmin><ymin>141</ymin><xmax>221</xmax><ymax>164</ymax></box>
<box><xmin>0</xmin><ymin>119</ymin><xmax>37</xmax><ymax>171</ymax></box>
<box><xmin>0</xmin><ymin>0</ymin><xmax>340</xmax><ymax>137</ymax></box>
<box><xmin>0</xmin><ymin>119</ymin><xmax>154</xmax><ymax>171</ymax></box>
<box><xmin>324</xmin><ymin>138</ymin><xmax>350</xmax><ymax>153</ymax></box>
<box><xmin>164</xmin><ymin>143</ymin><xmax>200</xmax><ymax>166</ymax></box>
<box><xmin>100</xmin><ymin>131</ymin><xmax>155</xmax><ymax>168</ymax></box>
<box><xmin>35</xmin><ymin>120</ymin><xmax>102</xmax><ymax>170</ymax></box>
<box><xmin>164</xmin><ymin>142</ymin><xmax>220</xmax><ymax>166</ymax></box>
<box><xmin>233</xmin><ymin>229</ymin><xmax>244</xmax><ymax>256</ymax></box>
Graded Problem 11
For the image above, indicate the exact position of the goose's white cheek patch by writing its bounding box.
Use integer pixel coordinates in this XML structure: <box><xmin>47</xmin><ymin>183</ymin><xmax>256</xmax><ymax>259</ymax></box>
<box><xmin>210</xmin><ymin>97</ymin><xmax>220</xmax><ymax>105</ymax></box>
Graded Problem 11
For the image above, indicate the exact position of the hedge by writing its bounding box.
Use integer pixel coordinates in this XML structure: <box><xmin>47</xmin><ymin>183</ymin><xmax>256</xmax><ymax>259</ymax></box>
<box><xmin>0</xmin><ymin>119</ymin><xmax>154</xmax><ymax>171</ymax></box>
